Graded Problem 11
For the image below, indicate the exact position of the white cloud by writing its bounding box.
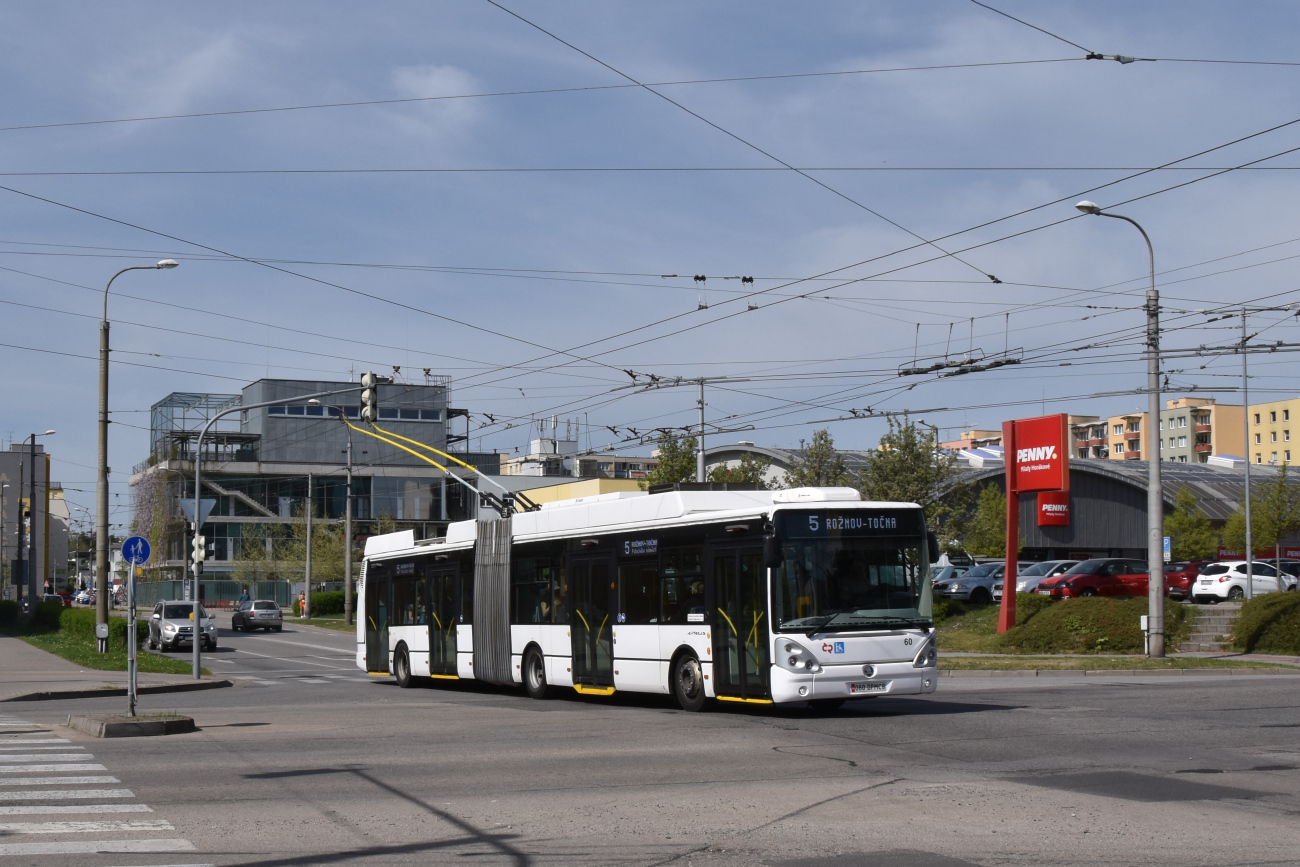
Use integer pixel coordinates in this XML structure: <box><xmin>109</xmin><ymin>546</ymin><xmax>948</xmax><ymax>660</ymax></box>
<box><xmin>385</xmin><ymin>63</ymin><xmax>484</xmax><ymax>142</ymax></box>
<box><xmin>92</xmin><ymin>33</ymin><xmax>256</xmax><ymax>121</ymax></box>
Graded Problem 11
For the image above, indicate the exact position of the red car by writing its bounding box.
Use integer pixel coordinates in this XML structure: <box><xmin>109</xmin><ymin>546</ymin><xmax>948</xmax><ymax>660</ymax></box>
<box><xmin>1036</xmin><ymin>558</ymin><xmax>1150</xmax><ymax>599</ymax></box>
<box><xmin>1163</xmin><ymin>562</ymin><xmax>1200</xmax><ymax>600</ymax></box>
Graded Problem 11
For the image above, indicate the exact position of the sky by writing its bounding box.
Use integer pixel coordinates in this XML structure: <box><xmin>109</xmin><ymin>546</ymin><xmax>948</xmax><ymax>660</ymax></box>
<box><xmin>2</xmin><ymin>1</ymin><xmax>1300</xmax><ymax>532</ymax></box>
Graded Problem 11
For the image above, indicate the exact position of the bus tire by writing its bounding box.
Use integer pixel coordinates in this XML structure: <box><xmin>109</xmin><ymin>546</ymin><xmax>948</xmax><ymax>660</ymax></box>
<box><xmin>394</xmin><ymin>645</ymin><xmax>413</xmax><ymax>688</ymax></box>
<box><xmin>523</xmin><ymin>646</ymin><xmax>552</xmax><ymax>700</ymax></box>
<box><xmin>672</xmin><ymin>654</ymin><xmax>708</xmax><ymax>712</ymax></box>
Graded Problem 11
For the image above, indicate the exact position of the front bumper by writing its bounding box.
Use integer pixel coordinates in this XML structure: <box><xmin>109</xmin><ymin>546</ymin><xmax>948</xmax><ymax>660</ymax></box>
<box><xmin>769</xmin><ymin>662</ymin><xmax>938</xmax><ymax>703</ymax></box>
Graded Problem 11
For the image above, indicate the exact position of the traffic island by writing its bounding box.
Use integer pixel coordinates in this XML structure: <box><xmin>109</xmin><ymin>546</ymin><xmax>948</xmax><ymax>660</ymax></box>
<box><xmin>66</xmin><ymin>713</ymin><xmax>196</xmax><ymax>738</ymax></box>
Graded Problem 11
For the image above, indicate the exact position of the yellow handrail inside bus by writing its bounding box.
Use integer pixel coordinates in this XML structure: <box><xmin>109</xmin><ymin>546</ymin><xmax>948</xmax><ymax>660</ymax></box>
<box><xmin>717</xmin><ymin>608</ymin><xmax>738</xmax><ymax>637</ymax></box>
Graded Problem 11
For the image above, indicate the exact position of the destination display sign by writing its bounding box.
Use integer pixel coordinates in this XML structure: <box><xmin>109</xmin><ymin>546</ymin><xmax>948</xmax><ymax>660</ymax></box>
<box><xmin>777</xmin><ymin>509</ymin><xmax>923</xmax><ymax>539</ymax></box>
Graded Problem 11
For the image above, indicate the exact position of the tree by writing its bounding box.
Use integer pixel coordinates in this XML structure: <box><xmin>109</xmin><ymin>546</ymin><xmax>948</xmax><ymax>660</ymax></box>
<box><xmin>639</xmin><ymin>432</ymin><xmax>699</xmax><ymax>490</ymax></box>
<box><xmin>1224</xmin><ymin>464</ymin><xmax>1300</xmax><ymax>590</ymax></box>
<box><xmin>1164</xmin><ymin>487</ymin><xmax>1217</xmax><ymax>560</ymax></box>
<box><xmin>963</xmin><ymin>484</ymin><xmax>1008</xmax><ymax>557</ymax></box>
<box><xmin>707</xmin><ymin>451</ymin><xmax>773</xmax><ymax>489</ymax></box>
<box><xmin>783</xmin><ymin>429</ymin><xmax>850</xmax><ymax>488</ymax></box>
<box><xmin>857</xmin><ymin>417</ymin><xmax>971</xmax><ymax>552</ymax></box>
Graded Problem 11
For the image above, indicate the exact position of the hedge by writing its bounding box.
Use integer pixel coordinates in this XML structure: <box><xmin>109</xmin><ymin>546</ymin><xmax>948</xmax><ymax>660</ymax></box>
<box><xmin>1233</xmin><ymin>592</ymin><xmax>1300</xmax><ymax>654</ymax></box>
<box><xmin>1004</xmin><ymin>596</ymin><xmax>1192</xmax><ymax>654</ymax></box>
<box><xmin>294</xmin><ymin>590</ymin><xmax>345</xmax><ymax>617</ymax></box>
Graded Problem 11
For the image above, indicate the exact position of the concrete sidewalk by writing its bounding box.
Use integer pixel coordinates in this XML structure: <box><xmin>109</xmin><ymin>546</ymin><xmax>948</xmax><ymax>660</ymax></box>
<box><xmin>0</xmin><ymin>635</ymin><xmax>230</xmax><ymax>702</ymax></box>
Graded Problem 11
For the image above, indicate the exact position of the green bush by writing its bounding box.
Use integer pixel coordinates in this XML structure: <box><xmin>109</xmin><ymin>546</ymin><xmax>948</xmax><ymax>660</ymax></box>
<box><xmin>1002</xmin><ymin>596</ymin><xmax>1191</xmax><ymax>654</ymax></box>
<box><xmin>308</xmin><ymin>591</ymin><xmax>345</xmax><ymax>617</ymax></box>
<box><xmin>33</xmin><ymin>601</ymin><xmax>63</xmax><ymax>631</ymax></box>
<box><xmin>0</xmin><ymin>600</ymin><xmax>17</xmax><ymax>627</ymax></box>
<box><xmin>1233</xmin><ymin>592</ymin><xmax>1300</xmax><ymax>654</ymax></box>
<box><xmin>54</xmin><ymin>607</ymin><xmax>146</xmax><ymax>647</ymax></box>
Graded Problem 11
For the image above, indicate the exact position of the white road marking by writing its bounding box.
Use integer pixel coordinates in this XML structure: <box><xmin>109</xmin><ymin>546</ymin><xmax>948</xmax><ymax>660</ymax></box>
<box><xmin>0</xmin><ymin>776</ymin><xmax>119</xmax><ymax>786</ymax></box>
<box><xmin>86</xmin><ymin>864</ymin><xmax>212</xmax><ymax>867</ymax></box>
<box><xmin>0</xmin><ymin>838</ymin><xmax>195</xmax><ymax>855</ymax></box>
<box><xmin>297</xmin><ymin>678</ymin><xmax>331</xmax><ymax>684</ymax></box>
<box><xmin>239</xmin><ymin>635</ymin><xmax>354</xmax><ymax>654</ymax></box>
<box><xmin>0</xmin><ymin>745</ymin><xmax>83</xmax><ymax>751</ymax></box>
<box><xmin>0</xmin><ymin>753</ymin><xmax>94</xmax><ymax>762</ymax></box>
<box><xmin>0</xmin><ymin>722</ymin><xmax>41</xmax><ymax>726</ymax></box>
<box><xmin>227</xmin><ymin>649</ymin><xmax>339</xmax><ymax>668</ymax></box>
<box><xmin>0</xmin><ymin>763</ymin><xmax>107</xmax><ymax>773</ymax></box>
<box><xmin>0</xmin><ymin>818</ymin><xmax>175</xmax><ymax>834</ymax></box>
<box><xmin>0</xmin><ymin>804</ymin><xmax>152</xmax><ymax>815</ymax></box>
<box><xmin>0</xmin><ymin>739</ymin><xmax>70</xmax><ymax>745</ymax></box>
<box><xmin>0</xmin><ymin>790</ymin><xmax>134</xmax><ymax>800</ymax></box>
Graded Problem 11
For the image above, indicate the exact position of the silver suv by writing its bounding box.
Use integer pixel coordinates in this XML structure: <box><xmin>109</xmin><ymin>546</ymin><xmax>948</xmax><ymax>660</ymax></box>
<box><xmin>232</xmin><ymin>600</ymin><xmax>283</xmax><ymax>632</ymax></box>
<box><xmin>146</xmin><ymin>601</ymin><xmax>217</xmax><ymax>652</ymax></box>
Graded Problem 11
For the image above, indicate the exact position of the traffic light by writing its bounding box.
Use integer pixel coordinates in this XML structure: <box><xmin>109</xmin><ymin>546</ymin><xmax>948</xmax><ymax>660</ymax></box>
<box><xmin>192</xmin><ymin>535</ymin><xmax>206</xmax><ymax>564</ymax></box>
<box><xmin>360</xmin><ymin>372</ymin><xmax>393</xmax><ymax>422</ymax></box>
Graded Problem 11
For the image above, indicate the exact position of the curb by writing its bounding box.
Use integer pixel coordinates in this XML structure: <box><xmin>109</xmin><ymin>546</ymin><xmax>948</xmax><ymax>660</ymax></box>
<box><xmin>66</xmin><ymin>713</ymin><xmax>196</xmax><ymax>738</ymax></box>
<box><xmin>2</xmin><ymin>678</ymin><xmax>232</xmax><ymax>703</ymax></box>
<box><xmin>938</xmin><ymin>668</ymin><xmax>1298</xmax><ymax>678</ymax></box>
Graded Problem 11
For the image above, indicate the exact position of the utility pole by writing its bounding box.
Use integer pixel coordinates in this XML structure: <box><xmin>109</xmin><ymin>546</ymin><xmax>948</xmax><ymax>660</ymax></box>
<box><xmin>14</xmin><ymin>458</ymin><xmax>23</xmax><ymax>608</ymax></box>
<box><xmin>28</xmin><ymin>434</ymin><xmax>38</xmax><ymax>604</ymax></box>
<box><xmin>343</xmin><ymin>435</ymin><xmax>354</xmax><ymax>626</ymax></box>
<box><xmin>1075</xmin><ymin>202</ymin><xmax>1164</xmax><ymax>656</ymax></box>
<box><xmin>1242</xmin><ymin>307</ymin><xmax>1255</xmax><ymax>600</ymax></box>
<box><xmin>304</xmin><ymin>472</ymin><xmax>313</xmax><ymax>619</ymax></box>
<box><xmin>697</xmin><ymin>380</ymin><xmax>706</xmax><ymax>483</ymax></box>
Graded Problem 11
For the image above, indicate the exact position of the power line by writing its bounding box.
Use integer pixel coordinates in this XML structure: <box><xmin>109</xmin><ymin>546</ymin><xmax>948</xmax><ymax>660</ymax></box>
<box><xmin>482</xmin><ymin>0</ymin><xmax>1001</xmax><ymax>283</ymax></box>
<box><xmin>0</xmin><ymin>58</ymin><xmax>1082</xmax><ymax>134</ymax></box>
<box><xmin>8</xmin><ymin>165</ymin><xmax>1300</xmax><ymax>177</ymax></box>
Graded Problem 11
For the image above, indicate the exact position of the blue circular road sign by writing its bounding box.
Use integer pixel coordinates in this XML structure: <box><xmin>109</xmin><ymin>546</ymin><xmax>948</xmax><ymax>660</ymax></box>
<box><xmin>122</xmin><ymin>536</ymin><xmax>151</xmax><ymax>566</ymax></box>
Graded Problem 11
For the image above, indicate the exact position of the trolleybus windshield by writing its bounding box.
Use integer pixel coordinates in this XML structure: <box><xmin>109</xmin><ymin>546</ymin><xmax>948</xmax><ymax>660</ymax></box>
<box><xmin>771</xmin><ymin>509</ymin><xmax>931</xmax><ymax>633</ymax></box>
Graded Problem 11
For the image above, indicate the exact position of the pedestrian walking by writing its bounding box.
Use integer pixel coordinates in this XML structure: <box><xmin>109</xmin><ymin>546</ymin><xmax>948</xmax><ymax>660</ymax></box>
<box><xmin>298</xmin><ymin>590</ymin><xmax>307</xmax><ymax>619</ymax></box>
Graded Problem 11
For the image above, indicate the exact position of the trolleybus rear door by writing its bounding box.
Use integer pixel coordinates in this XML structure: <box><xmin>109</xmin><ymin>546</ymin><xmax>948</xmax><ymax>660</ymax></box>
<box><xmin>568</xmin><ymin>554</ymin><xmax>615</xmax><ymax>689</ymax></box>
<box><xmin>365</xmin><ymin>566</ymin><xmax>391</xmax><ymax>673</ymax></box>
<box><xmin>709</xmin><ymin>546</ymin><xmax>770</xmax><ymax>701</ymax></box>
<box><xmin>428</xmin><ymin>565</ymin><xmax>459</xmax><ymax>677</ymax></box>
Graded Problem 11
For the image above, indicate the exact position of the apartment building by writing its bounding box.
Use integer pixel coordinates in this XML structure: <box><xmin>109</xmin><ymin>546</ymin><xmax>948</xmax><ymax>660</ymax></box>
<box><xmin>1161</xmin><ymin>398</ymin><xmax>1244</xmax><ymax>464</ymax></box>
<box><xmin>1106</xmin><ymin>410</ymin><xmax>1148</xmax><ymax>460</ymax></box>
<box><xmin>1068</xmin><ymin>416</ymin><xmax>1105</xmax><ymax>459</ymax></box>
<box><xmin>1248</xmin><ymin>396</ymin><xmax>1300</xmax><ymax>465</ymax></box>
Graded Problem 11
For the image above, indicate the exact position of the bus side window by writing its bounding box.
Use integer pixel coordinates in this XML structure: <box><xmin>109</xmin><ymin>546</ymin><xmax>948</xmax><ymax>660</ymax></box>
<box><xmin>392</xmin><ymin>577</ymin><xmax>417</xmax><ymax>626</ymax></box>
<box><xmin>619</xmin><ymin>562</ymin><xmax>658</xmax><ymax>624</ymax></box>
<box><xmin>660</xmin><ymin>545</ymin><xmax>703</xmax><ymax>623</ymax></box>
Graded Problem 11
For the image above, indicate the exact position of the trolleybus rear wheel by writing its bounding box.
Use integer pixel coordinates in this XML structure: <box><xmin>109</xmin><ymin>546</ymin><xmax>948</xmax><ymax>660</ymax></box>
<box><xmin>672</xmin><ymin>654</ymin><xmax>708</xmax><ymax>712</ymax></box>
<box><xmin>523</xmin><ymin>646</ymin><xmax>552</xmax><ymax>700</ymax></box>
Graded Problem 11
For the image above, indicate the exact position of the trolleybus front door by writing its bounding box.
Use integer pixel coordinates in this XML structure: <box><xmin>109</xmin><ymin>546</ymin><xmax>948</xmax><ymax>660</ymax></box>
<box><xmin>568</xmin><ymin>555</ymin><xmax>615</xmax><ymax>689</ymax></box>
<box><xmin>710</xmin><ymin>546</ymin><xmax>770</xmax><ymax>701</ymax></box>
<box><xmin>365</xmin><ymin>568</ymin><xmax>390</xmax><ymax>673</ymax></box>
<box><xmin>428</xmin><ymin>565</ymin><xmax>459</xmax><ymax>677</ymax></box>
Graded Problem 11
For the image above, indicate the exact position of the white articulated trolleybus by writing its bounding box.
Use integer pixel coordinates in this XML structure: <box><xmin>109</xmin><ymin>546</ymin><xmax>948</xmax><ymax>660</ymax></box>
<box><xmin>356</xmin><ymin>485</ymin><xmax>939</xmax><ymax>710</ymax></box>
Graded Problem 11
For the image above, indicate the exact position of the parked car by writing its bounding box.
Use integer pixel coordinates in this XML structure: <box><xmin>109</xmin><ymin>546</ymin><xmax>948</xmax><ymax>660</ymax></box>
<box><xmin>1036</xmin><ymin>558</ymin><xmax>1150</xmax><ymax>599</ymax></box>
<box><xmin>994</xmin><ymin>560</ymin><xmax>1082</xmax><ymax>600</ymax></box>
<box><xmin>72</xmin><ymin>589</ymin><xmax>91</xmax><ymax>605</ymax></box>
<box><xmin>1163</xmin><ymin>562</ymin><xmax>1201</xmax><ymax>600</ymax></box>
<box><xmin>40</xmin><ymin>593</ymin><xmax>67</xmax><ymax>608</ymax></box>
<box><xmin>934</xmin><ymin>562</ymin><xmax>1004</xmax><ymax>604</ymax></box>
<box><xmin>929</xmin><ymin>565</ymin><xmax>970</xmax><ymax>585</ymax></box>
<box><xmin>1192</xmin><ymin>561</ymin><xmax>1298</xmax><ymax>603</ymax></box>
<box><xmin>146</xmin><ymin>601</ymin><xmax>217</xmax><ymax>652</ymax></box>
<box><xmin>231</xmin><ymin>600</ymin><xmax>283</xmax><ymax>632</ymax></box>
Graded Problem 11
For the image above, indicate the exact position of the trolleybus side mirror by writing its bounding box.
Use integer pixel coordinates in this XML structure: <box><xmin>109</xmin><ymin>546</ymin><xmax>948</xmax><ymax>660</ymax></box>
<box><xmin>927</xmin><ymin>531</ymin><xmax>940</xmax><ymax>563</ymax></box>
<box><xmin>763</xmin><ymin>535</ymin><xmax>781</xmax><ymax>569</ymax></box>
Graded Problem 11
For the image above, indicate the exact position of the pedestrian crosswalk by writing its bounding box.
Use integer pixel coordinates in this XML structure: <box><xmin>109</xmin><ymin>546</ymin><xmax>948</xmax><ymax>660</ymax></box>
<box><xmin>0</xmin><ymin>712</ymin><xmax>213</xmax><ymax>864</ymax></box>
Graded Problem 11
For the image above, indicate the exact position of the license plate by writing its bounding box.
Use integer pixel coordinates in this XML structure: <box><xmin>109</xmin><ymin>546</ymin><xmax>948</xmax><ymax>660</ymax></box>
<box><xmin>1037</xmin><ymin>589</ymin><xmax>1051</xmax><ymax>595</ymax></box>
<box><xmin>848</xmin><ymin>682</ymin><xmax>886</xmax><ymax>694</ymax></box>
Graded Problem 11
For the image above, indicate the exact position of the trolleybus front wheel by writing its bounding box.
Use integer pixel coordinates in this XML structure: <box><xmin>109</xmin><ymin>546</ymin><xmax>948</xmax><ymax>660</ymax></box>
<box><xmin>523</xmin><ymin>646</ymin><xmax>552</xmax><ymax>700</ymax></box>
<box><xmin>394</xmin><ymin>645</ymin><xmax>414</xmax><ymax>688</ymax></box>
<box><xmin>672</xmin><ymin>654</ymin><xmax>708</xmax><ymax>712</ymax></box>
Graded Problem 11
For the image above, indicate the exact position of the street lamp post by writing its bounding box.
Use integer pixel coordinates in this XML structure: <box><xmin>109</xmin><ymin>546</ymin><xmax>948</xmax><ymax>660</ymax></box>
<box><xmin>189</xmin><ymin>386</ymin><xmax>363</xmax><ymax>678</ymax></box>
<box><xmin>1076</xmin><ymin>201</ymin><xmax>1166</xmax><ymax>657</ymax></box>
<box><xmin>97</xmin><ymin>260</ymin><xmax>177</xmax><ymax>652</ymax></box>
<box><xmin>0</xmin><ymin>482</ymin><xmax>8</xmax><ymax>598</ymax></box>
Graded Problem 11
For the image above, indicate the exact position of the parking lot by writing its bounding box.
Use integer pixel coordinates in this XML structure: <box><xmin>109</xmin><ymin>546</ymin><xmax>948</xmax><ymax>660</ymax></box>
<box><xmin>0</xmin><ymin>617</ymin><xmax>1296</xmax><ymax>866</ymax></box>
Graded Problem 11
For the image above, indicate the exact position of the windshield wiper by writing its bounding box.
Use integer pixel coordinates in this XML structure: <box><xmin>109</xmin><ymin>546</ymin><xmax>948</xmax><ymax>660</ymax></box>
<box><xmin>807</xmin><ymin>614</ymin><xmax>929</xmax><ymax>637</ymax></box>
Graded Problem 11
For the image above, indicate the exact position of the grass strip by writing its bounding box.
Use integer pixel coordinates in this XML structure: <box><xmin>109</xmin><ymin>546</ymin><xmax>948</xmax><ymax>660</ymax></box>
<box><xmin>18</xmin><ymin>631</ymin><xmax>199</xmax><ymax>675</ymax></box>
<box><xmin>940</xmin><ymin>655</ymin><xmax>1284</xmax><ymax>671</ymax></box>
<box><xmin>294</xmin><ymin>616</ymin><xmax>356</xmax><ymax>633</ymax></box>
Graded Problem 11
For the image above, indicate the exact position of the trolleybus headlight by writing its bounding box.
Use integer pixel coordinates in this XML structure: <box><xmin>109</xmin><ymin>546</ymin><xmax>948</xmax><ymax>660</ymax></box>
<box><xmin>775</xmin><ymin>639</ymin><xmax>821</xmax><ymax>674</ymax></box>
<box><xmin>912</xmin><ymin>637</ymin><xmax>937</xmax><ymax>668</ymax></box>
